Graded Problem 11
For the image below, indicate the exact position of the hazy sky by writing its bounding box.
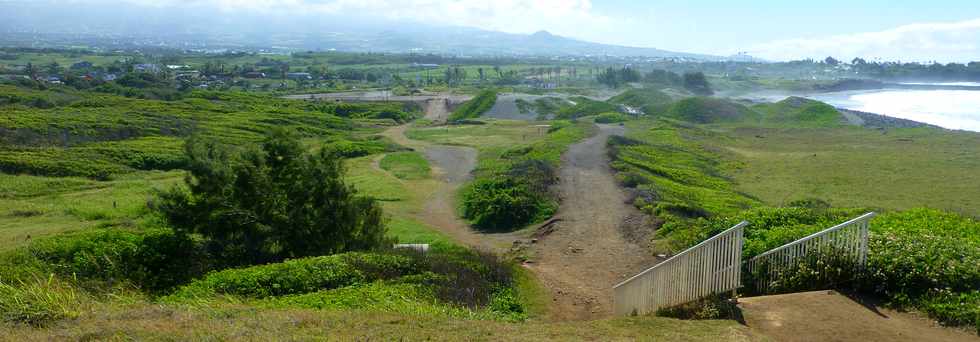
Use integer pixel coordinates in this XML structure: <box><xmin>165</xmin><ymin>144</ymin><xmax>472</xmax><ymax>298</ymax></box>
<box><xmin>5</xmin><ymin>0</ymin><xmax>980</xmax><ymax>61</ymax></box>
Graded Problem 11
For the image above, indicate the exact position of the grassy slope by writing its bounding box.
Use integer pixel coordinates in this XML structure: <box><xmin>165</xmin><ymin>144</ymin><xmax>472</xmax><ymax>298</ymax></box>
<box><xmin>722</xmin><ymin>126</ymin><xmax>980</xmax><ymax>215</ymax></box>
<box><xmin>0</xmin><ymin>171</ymin><xmax>182</xmax><ymax>251</ymax></box>
<box><xmin>665</xmin><ymin>97</ymin><xmax>762</xmax><ymax>124</ymax></box>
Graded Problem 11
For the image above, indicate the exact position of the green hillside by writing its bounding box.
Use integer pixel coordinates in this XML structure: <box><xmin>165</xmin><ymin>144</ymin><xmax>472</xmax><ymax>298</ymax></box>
<box><xmin>665</xmin><ymin>97</ymin><xmax>761</xmax><ymax>124</ymax></box>
<box><xmin>753</xmin><ymin>96</ymin><xmax>844</xmax><ymax>126</ymax></box>
<box><xmin>0</xmin><ymin>85</ymin><xmax>411</xmax><ymax>179</ymax></box>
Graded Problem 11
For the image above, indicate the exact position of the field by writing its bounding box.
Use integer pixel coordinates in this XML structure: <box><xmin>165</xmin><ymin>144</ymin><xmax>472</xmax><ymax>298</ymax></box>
<box><xmin>723</xmin><ymin>126</ymin><xmax>980</xmax><ymax>215</ymax></box>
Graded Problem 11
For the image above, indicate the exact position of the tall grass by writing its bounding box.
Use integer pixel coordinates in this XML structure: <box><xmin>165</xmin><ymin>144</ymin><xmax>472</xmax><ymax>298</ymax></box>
<box><xmin>0</xmin><ymin>274</ymin><xmax>81</xmax><ymax>326</ymax></box>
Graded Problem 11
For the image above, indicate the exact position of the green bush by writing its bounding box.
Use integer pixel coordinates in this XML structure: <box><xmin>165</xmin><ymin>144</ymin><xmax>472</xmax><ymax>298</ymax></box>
<box><xmin>860</xmin><ymin>209</ymin><xmax>980</xmax><ymax>329</ymax></box>
<box><xmin>594</xmin><ymin>112</ymin><xmax>628</xmax><ymax>124</ymax></box>
<box><xmin>154</xmin><ymin>129</ymin><xmax>388</xmax><ymax>266</ymax></box>
<box><xmin>458</xmin><ymin>122</ymin><xmax>590</xmax><ymax>231</ymax></box>
<box><xmin>168</xmin><ymin>248</ymin><xmax>527</xmax><ymax>320</ymax></box>
<box><xmin>449</xmin><ymin>90</ymin><xmax>498</xmax><ymax>122</ymax></box>
<box><xmin>656</xmin><ymin>294</ymin><xmax>738</xmax><ymax>320</ymax></box>
<box><xmin>461</xmin><ymin>176</ymin><xmax>555</xmax><ymax>231</ymax></box>
<box><xmin>167</xmin><ymin>252</ymin><xmax>423</xmax><ymax>299</ymax></box>
<box><xmin>555</xmin><ymin>97</ymin><xmax>618</xmax><ymax>119</ymax></box>
<box><xmin>28</xmin><ymin>229</ymin><xmax>209</xmax><ymax>291</ymax></box>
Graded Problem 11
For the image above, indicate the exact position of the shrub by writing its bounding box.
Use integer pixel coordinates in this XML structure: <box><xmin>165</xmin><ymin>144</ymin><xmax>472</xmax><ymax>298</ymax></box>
<box><xmin>594</xmin><ymin>112</ymin><xmax>628</xmax><ymax>124</ymax></box>
<box><xmin>28</xmin><ymin>229</ymin><xmax>209</xmax><ymax>292</ymax></box>
<box><xmin>167</xmin><ymin>252</ymin><xmax>423</xmax><ymax>299</ymax></box>
<box><xmin>655</xmin><ymin>294</ymin><xmax>738</xmax><ymax>320</ymax></box>
<box><xmin>460</xmin><ymin>177</ymin><xmax>555</xmax><ymax>230</ymax></box>
<box><xmin>154</xmin><ymin>129</ymin><xmax>388</xmax><ymax>266</ymax></box>
<box><xmin>554</xmin><ymin>97</ymin><xmax>618</xmax><ymax>119</ymax></box>
<box><xmin>682</xmin><ymin>72</ymin><xmax>714</xmax><ymax>96</ymax></box>
<box><xmin>860</xmin><ymin>209</ymin><xmax>980</xmax><ymax>329</ymax></box>
<box><xmin>167</xmin><ymin>249</ymin><xmax>526</xmax><ymax>320</ymax></box>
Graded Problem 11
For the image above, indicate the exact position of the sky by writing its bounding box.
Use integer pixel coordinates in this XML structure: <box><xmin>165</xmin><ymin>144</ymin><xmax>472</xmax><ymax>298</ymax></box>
<box><xmin>4</xmin><ymin>0</ymin><xmax>980</xmax><ymax>62</ymax></box>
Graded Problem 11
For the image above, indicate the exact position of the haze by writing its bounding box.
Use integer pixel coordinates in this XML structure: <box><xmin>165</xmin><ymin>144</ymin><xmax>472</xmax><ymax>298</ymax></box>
<box><xmin>2</xmin><ymin>0</ymin><xmax>980</xmax><ymax>62</ymax></box>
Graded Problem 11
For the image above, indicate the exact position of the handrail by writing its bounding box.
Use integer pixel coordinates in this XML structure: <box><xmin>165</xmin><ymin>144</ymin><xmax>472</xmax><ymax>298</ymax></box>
<box><xmin>614</xmin><ymin>221</ymin><xmax>749</xmax><ymax>289</ymax></box>
<box><xmin>749</xmin><ymin>212</ymin><xmax>875</xmax><ymax>261</ymax></box>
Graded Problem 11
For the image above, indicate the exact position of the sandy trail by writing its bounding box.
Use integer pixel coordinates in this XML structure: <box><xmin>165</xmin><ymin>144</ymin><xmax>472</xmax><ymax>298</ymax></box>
<box><xmin>739</xmin><ymin>290</ymin><xmax>979</xmax><ymax>342</ymax></box>
<box><xmin>523</xmin><ymin>124</ymin><xmax>659</xmax><ymax>321</ymax></box>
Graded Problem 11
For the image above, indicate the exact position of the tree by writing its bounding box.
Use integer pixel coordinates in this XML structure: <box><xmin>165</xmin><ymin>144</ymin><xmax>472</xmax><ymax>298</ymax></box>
<box><xmin>682</xmin><ymin>72</ymin><xmax>714</xmax><ymax>96</ymax></box>
<box><xmin>155</xmin><ymin>129</ymin><xmax>388</xmax><ymax>266</ymax></box>
<box><xmin>824</xmin><ymin>56</ymin><xmax>841</xmax><ymax>66</ymax></box>
<box><xmin>45</xmin><ymin>61</ymin><xmax>62</xmax><ymax>75</ymax></box>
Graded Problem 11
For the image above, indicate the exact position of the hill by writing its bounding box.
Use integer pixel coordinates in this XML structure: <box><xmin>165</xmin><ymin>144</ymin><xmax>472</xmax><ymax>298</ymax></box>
<box><xmin>753</xmin><ymin>96</ymin><xmax>845</xmax><ymax>126</ymax></box>
<box><xmin>0</xmin><ymin>85</ymin><xmax>410</xmax><ymax>179</ymax></box>
<box><xmin>665</xmin><ymin>97</ymin><xmax>761</xmax><ymax>124</ymax></box>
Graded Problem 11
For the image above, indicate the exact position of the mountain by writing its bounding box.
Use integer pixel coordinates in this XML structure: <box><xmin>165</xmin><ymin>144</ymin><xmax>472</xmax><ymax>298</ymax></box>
<box><xmin>310</xmin><ymin>28</ymin><xmax>719</xmax><ymax>59</ymax></box>
<box><xmin>0</xmin><ymin>1</ymin><xmax>719</xmax><ymax>59</ymax></box>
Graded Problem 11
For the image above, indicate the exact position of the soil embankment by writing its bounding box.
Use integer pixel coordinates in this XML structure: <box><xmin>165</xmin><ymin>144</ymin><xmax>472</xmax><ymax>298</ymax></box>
<box><xmin>739</xmin><ymin>290</ymin><xmax>979</xmax><ymax>342</ymax></box>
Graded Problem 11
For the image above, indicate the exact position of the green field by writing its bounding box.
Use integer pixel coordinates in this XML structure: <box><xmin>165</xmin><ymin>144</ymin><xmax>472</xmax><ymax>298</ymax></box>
<box><xmin>723</xmin><ymin>126</ymin><xmax>980</xmax><ymax>215</ymax></box>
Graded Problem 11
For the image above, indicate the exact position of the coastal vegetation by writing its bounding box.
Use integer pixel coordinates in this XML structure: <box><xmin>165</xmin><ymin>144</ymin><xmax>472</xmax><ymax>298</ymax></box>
<box><xmin>2</xmin><ymin>46</ymin><xmax>979</xmax><ymax>339</ymax></box>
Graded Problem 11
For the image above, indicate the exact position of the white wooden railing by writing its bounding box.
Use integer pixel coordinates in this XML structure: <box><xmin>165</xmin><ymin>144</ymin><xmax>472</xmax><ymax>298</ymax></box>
<box><xmin>746</xmin><ymin>212</ymin><xmax>875</xmax><ymax>294</ymax></box>
<box><xmin>613</xmin><ymin>222</ymin><xmax>747</xmax><ymax>316</ymax></box>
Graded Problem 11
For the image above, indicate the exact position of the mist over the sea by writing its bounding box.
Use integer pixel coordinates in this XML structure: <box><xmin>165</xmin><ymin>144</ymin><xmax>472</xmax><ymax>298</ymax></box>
<box><xmin>809</xmin><ymin>88</ymin><xmax>980</xmax><ymax>132</ymax></box>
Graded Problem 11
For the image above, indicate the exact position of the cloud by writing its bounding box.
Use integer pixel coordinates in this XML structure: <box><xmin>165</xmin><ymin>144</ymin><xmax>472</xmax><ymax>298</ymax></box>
<box><xmin>91</xmin><ymin>0</ymin><xmax>616</xmax><ymax>37</ymax></box>
<box><xmin>749</xmin><ymin>18</ymin><xmax>980</xmax><ymax>62</ymax></box>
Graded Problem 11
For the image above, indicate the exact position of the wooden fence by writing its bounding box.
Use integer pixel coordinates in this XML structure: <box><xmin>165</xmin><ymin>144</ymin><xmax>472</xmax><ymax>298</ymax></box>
<box><xmin>746</xmin><ymin>212</ymin><xmax>875</xmax><ymax>294</ymax></box>
<box><xmin>613</xmin><ymin>222</ymin><xmax>747</xmax><ymax>316</ymax></box>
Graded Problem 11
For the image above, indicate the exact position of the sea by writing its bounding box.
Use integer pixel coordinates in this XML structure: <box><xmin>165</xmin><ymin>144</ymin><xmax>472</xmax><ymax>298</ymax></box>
<box><xmin>745</xmin><ymin>83</ymin><xmax>980</xmax><ymax>132</ymax></box>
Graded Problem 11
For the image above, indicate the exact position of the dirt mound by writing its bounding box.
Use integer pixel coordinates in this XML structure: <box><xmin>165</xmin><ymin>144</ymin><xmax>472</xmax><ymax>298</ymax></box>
<box><xmin>739</xmin><ymin>290</ymin><xmax>978</xmax><ymax>342</ymax></box>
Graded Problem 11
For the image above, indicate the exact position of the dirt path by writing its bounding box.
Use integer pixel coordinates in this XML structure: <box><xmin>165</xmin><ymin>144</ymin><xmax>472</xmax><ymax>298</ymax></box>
<box><xmin>421</xmin><ymin>98</ymin><xmax>453</xmax><ymax>123</ymax></box>
<box><xmin>739</xmin><ymin>290</ymin><xmax>979</xmax><ymax>342</ymax></box>
<box><xmin>524</xmin><ymin>124</ymin><xmax>659</xmax><ymax>321</ymax></box>
<box><xmin>381</xmin><ymin>116</ymin><xmax>660</xmax><ymax>321</ymax></box>
<box><xmin>380</xmin><ymin>124</ymin><xmax>515</xmax><ymax>253</ymax></box>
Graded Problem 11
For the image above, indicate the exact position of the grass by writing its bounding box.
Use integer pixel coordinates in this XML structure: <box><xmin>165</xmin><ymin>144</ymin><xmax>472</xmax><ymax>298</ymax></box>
<box><xmin>0</xmin><ymin>274</ymin><xmax>82</xmax><ymax>326</ymax></box>
<box><xmin>379</xmin><ymin>152</ymin><xmax>430</xmax><ymax>180</ymax></box>
<box><xmin>665</xmin><ymin>97</ymin><xmax>761</xmax><ymax>124</ymax></box>
<box><xmin>0</xmin><ymin>300</ymin><xmax>766</xmax><ymax>341</ymax></box>
<box><xmin>449</xmin><ymin>90</ymin><xmax>498</xmax><ymax>122</ymax></box>
<box><xmin>722</xmin><ymin>126</ymin><xmax>980</xmax><ymax>215</ymax></box>
<box><xmin>0</xmin><ymin>171</ymin><xmax>183</xmax><ymax>251</ymax></box>
<box><xmin>0</xmin><ymin>84</ymin><xmax>408</xmax><ymax>179</ymax></box>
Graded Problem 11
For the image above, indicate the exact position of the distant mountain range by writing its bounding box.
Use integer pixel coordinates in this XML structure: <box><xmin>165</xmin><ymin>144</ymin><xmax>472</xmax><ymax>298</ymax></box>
<box><xmin>0</xmin><ymin>1</ymin><xmax>729</xmax><ymax>60</ymax></box>
<box><xmin>298</xmin><ymin>28</ymin><xmax>722</xmax><ymax>59</ymax></box>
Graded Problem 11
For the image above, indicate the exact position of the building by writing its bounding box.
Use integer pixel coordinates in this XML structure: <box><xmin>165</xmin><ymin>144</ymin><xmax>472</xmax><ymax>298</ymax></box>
<box><xmin>70</xmin><ymin>61</ymin><xmax>94</xmax><ymax>70</ymax></box>
<box><xmin>134</xmin><ymin>64</ymin><xmax>161</xmax><ymax>73</ymax></box>
<box><xmin>286</xmin><ymin>72</ymin><xmax>312</xmax><ymax>80</ymax></box>
<box><xmin>244</xmin><ymin>72</ymin><xmax>266</xmax><ymax>79</ymax></box>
